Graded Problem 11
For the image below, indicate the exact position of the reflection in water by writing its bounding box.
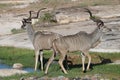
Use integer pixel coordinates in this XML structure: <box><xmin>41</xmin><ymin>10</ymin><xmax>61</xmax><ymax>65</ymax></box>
<box><xmin>23</xmin><ymin>68</ymin><xmax>35</xmax><ymax>72</ymax></box>
<box><xmin>0</xmin><ymin>64</ymin><xmax>35</xmax><ymax>72</ymax></box>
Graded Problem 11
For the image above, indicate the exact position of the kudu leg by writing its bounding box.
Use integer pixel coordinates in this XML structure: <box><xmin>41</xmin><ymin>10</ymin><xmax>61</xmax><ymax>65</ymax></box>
<box><xmin>58</xmin><ymin>53</ymin><xmax>68</xmax><ymax>74</ymax></box>
<box><xmin>45</xmin><ymin>52</ymin><xmax>55</xmax><ymax>74</ymax></box>
<box><xmin>35</xmin><ymin>50</ymin><xmax>39</xmax><ymax>71</ymax></box>
<box><xmin>81</xmin><ymin>53</ymin><xmax>86</xmax><ymax>72</ymax></box>
<box><xmin>86</xmin><ymin>53</ymin><xmax>91</xmax><ymax>70</ymax></box>
<box><xmin>40</xmin><ymin>51</ymin><xmax>43</xmax><ymax>71</ymax></box>
<box><xmin>84</xmin><ymin>51</ymin><xmax>91</xmax><ymax>71</ymax></box>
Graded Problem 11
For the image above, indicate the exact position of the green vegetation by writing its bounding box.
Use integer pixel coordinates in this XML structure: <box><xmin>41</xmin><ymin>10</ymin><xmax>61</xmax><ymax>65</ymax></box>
<box><xmin>0</xmin><ymin>46</ymin><xmax>34</xmax><ymax>68</ymax></box>
<box><xmin>79</xmin><ymin>0</ymin><xmax>120</xmax><ymax>7</ymax></box>
<box><xmin>0</xmin><ymin>46</ymin><xmax>120</xmax><ymax>80</ymax></box>
<box><xmin>41</xmin><ymin>0</ymin><xmax>120</xmax><ymax>6</ymax></box>
<box><xmin>0</xmin><ymin>3</ymin><xmax>24</xmax><ymax>9</ymax></box>
<box><xmin>11</xmin><ymin>28</ymin><xmax>25</xmax><ymax>34</ymax></box>
<box><xmin>90</xmin><ymin>15</ymin><xmax>101</xmax><ymax>20</ymax></box>
<box><xmin>0</xmin><ymin>3</ymin><xmax>12</xmax><ymax>9</ymax></box>
<box><xmin>39</xmin><ymin>12</ymin><xmax>56</xmax><ymax>23</ymax></box>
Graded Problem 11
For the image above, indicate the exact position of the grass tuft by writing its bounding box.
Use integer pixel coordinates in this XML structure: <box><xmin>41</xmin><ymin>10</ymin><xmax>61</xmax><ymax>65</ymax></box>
<box><xmin>39</xmin><ymin>12</ymin><xmax>57</xmax><ymax>23</ymax></box>
<box><xmin>11</xmin><ymin>28</ymin><xmax>25</xmax><ymax>34</ymax></box>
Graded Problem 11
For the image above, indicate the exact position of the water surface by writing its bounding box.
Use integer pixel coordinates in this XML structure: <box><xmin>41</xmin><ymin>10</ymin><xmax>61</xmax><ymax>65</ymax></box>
<box><xmin>0</xmin><ymin>64</ymin><xmax>35</xmax><ymax>72</ymax></box>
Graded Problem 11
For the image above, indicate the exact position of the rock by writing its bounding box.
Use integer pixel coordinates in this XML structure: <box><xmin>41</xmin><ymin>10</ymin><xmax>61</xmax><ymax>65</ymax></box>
<box><xmin>72</xmin><ymin>77</ymin><xmax>81</xmax><ymax>80</ymax></box>
<box><xmin>20</xmin><ymin>74</ymin><xmax>115</xmax><ymax>80</ymax></box>
<box><xmin>71</xmin><ymin>0</ymin><xmax>78</xmax><ymax>1</ymax></box>
<box><xmin>67</xmin><ymin>54</ymin><xmax>80</xmax><ymax>65</ymax></box>
<box><xmin>20</xmin><ymin>76</ymin><xmax>69</xmax><ymax>80</ymax></box>
<box><xmin>82</xmin><ymin>75</ymin><xmax>91</xmax><ymax>80</ymax></box>
<box><xmin>100</xmin><ymin>79</ymin><xmax>110</xmax><ymax>80</ymax></box>
<box><xmin>55</xmin><ymin>12</ymin><xmax>88</xmax><ymax>24</ymax></box>
<box><xmin>20</xmin><ymin>76</ymin><xmax>39</xmax><ymax>80</ymax></box>
<box><xmin>38</xmin><ymin>76</ymin><xmax>49</xmax><ymax>80</ymax></box>
<box><xmin>110</xmin><ymin>60</ymin><xmax>120</xmax><ymax>65</ymax></box>
<box><xmin>113</xmin><ymin>60</ymin><xmax>120</xmax><ymax>64</ymax></box>
<box><xmin>57</xmin><ymin>76</ymin><xmax>69</xmax><ymax>80</ymax></box>
<box><xmin>13</xmin><ymin>63</ymin><xmax>23</xmax><ymax>70</ymax></box>
<box><xmin>91</xmin><ymin>74</ymin><xmax>102</xmax><ymax>80</ymax></box>
<box><xmin>55</xmin><ymin>13</ymin><xmax>70</xmax><ymax>24</ymax></box>
<box><xmin>0</xmin><ymin>69</ymin><xmax>27</xmax><ymax>77</ymax></box>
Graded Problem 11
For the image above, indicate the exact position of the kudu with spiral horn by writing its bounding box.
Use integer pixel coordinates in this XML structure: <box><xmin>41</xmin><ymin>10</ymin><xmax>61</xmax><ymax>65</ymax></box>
<box><xmin>45</xmin><ymin>8</ymin><xmax>111</xmax><ymax>74</ymax></box>
<box><xmin>21</xmin><ymin>8</ymin><xmax>63</xmax><ymax>71</ymax></box>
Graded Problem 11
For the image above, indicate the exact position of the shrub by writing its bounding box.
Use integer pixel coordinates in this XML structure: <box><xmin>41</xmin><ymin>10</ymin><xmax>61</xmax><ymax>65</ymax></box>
<box><xmin>11</xmin><ymin>28</ymin><xmax>25</xmax><ymax>34</ymax></box>
<box><xmin>40</xmin><ymin>12</ymin><xmax>57</xmax><ymax>23</ymax></box>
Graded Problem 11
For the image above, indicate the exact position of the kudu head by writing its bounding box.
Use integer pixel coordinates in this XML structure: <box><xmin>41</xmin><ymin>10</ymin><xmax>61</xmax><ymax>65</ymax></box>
<box><xmin>21</xmin><ymin>18</ymin><xmax>32</xmax><ymax>29</ymax></box>
<box><xmin>84</xmin><ymin>8</ymin><xmax>111</xmax><ymax>32</ymax></box>
<box><xmin>21</xmin><ymin>8</ymin><xmax>46</xmax><ymax>29</ymax></box>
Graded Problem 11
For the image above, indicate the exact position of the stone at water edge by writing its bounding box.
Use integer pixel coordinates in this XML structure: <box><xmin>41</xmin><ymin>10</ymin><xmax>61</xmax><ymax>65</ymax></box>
<box><xmin>13</xmin><ymin>63</ymin><xmax>23</xmax><ymax>70</ymax></box>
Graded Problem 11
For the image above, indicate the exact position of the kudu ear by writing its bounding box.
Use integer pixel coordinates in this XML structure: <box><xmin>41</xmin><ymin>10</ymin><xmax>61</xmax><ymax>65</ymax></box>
<box><xmin>23</xmin><ymin>18</ymin><xmax>31</xmax><ymax>23</ymax></box>
<box><xmin>23</xmin><ymin>18</ymin><xmax>26</xmax><ymax>22</ymax></box>
<box><xmin>22</xmin><ymin>20</ymin><xmax>24</xmax><ymax>23</ymax></box>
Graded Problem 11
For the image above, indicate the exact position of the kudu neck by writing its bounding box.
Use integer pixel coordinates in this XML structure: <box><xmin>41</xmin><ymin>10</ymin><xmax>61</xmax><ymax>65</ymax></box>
<box><xmin>90</xmin><ymin>27</ymin><xmax>103</xmax><ymax>44</ymax></box>
<box><xmin>26</xmin><ymin>23</ymin><xmax>35</xmax><ymax>42</ymax></box>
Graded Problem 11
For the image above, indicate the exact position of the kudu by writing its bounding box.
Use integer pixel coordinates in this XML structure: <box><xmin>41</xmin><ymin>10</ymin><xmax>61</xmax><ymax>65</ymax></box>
<box><xmin>45</xmin><ymin>8</ymin><xmax>111</xmax><ymax>74</ymax></box>
<box><xmin>21</xmin><ymin>8</ymin><xmax>62</xmax><ymax>71</ymax></box>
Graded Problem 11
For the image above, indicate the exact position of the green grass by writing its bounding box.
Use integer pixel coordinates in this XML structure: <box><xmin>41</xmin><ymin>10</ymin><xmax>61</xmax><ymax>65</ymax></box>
<box><xmin>0</xmin><ymin>3</ymin><xmax>24</xmax><ymax>9</ymax></box>
<box><xmin>11</xmin><ymin>28</ymin><xmax>25</xmax><ymax>34</ymax></box>
<box><xmin>0</xmin><ymin>46</ymin><xmax>120</xmax><ymax>80</ymax></box>
<box><xmin>40</xmin><ymin>0</ymin><xmax>120</xmax><ymax>6</ymax></box>
<box><xmin>0</xmin><ymin>46</ymin><xmax>34</xmax><ymax>68</ymax></box>
<box><xmin>39</xmin><ymin>12</ymin><xmax>56</xmax><ymax>23</ymax></box>
<box><xmin>79</xmin><ymin>0</ymin><xmax>120</xmax><ymax>7</ymax></box>
<box><xmin>0</xmin><ymin>4</ymin><xmax>11</xmax><ymax>9</ymax></box>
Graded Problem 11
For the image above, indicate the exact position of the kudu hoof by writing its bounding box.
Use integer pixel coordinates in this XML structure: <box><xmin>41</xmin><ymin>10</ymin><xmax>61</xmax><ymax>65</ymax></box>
<box><xmin>83</xmin><ymin>70</ymin><xmax>86</xmax><ymax>73</ymax></box>
<box><xmin>64</xmin><ymin>72</ymin><xmax>68</xmax><ymax>74</ymax></box>
<box><xmin>87</xmin><ymin>68</ymin><xmax>92</xmax><ymax>72</ymax></box>
<box><xmin>44</xmin><ymin>72</ymin><xmax>48</xmax><ymax>75</ymax></box>
<box><xmin>62</xmin><ymin>71</ymin><xmax>68</xmax><ymax>74</ymax></box>
<box><xmin>44</xmin><ymin>71</ymin><xmax>48</xmax><ymax>75</ymax></box>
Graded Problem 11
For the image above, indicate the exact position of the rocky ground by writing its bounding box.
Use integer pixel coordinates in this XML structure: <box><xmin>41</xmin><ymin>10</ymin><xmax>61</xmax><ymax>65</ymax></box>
<box><xmin>0</xmin><ymin>0</ymin><xmax>120</xmax><ymax>78</ymax></box>
<box><xmin>20</xmin><ymin>75</ymin><xmax>112</xmax><ymax>80</ymax></box>
<box><xmin>0</xmin><ymin>6</ymin><xmax>120</xmax><ymax>52</ymax></box>
<box><xmin>0</xmin><ymin>69</ymin><xmax>27</xmax><ymax>77</ymax></box>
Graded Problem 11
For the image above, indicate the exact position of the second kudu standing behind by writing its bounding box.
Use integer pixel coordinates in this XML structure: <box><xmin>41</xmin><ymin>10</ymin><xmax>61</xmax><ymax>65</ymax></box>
<box><xmin>45</xmin><ymin>8</ymin><xmax>111</xmax><ymax>74</ymax></box>
<box><xmin>21</xmin><ymin>8</ymin><xmax>63</xmax><ymax>71</ymax></box>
